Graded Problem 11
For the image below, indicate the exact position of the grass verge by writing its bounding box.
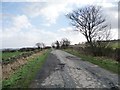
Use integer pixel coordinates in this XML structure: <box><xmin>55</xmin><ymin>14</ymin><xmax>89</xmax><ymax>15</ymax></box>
<box><xmin>2</xmin><ymin>49</ymin><xmax>51</xmax><ymax>88</ymax></box>
<box><xmin>64</xmin><ymin>48</ymin><xmax>120</xmax><ymax>74</ymax></box>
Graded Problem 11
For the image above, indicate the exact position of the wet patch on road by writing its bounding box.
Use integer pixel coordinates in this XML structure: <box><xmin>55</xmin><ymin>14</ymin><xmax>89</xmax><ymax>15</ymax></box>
<box><xmin>66</xmin><ymin>56</ymin><xmax>80</xmax><ymax>60</ymax></box>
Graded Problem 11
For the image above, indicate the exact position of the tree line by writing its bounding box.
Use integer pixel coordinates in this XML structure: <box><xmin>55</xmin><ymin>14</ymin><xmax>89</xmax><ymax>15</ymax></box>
<box><xmin>51</xmin><ymin>38</ymin><xmax>71</xmax><ymax>49</ymax></box>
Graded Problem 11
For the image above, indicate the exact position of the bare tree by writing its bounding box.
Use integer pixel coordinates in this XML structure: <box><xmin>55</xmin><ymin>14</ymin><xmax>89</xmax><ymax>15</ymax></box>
<box><xmin>51</xmin><ymin>42</ymin><xmax>55</xmax><ymax>48</ymax></box>
<box><xmin>55</xmin><ymin>41</ymin><xmax>60</xmax><ymax>49</ymax></box>
<box><xmin>60</xmin><ymin>38</ymin><xmax>70</xmax><ymax>49</ymax></box>
<box><xmin>36</xmin><ymin>42</ymin><xmax>45</xmax><ymax>50</ymax></box>
<box><xmin>36</xmin><ymin>43</ymin><xmax>41</xmax><ymax>49</ymax></box>
<box><xmin>42</xmin><ymin>43</ymin><xmax>45</xmax><ymax>48</ymax></box>
<box><xmin>67</xmin><ymin>5</ymin><xmax>110</xmax><ymax>54</ymax></box>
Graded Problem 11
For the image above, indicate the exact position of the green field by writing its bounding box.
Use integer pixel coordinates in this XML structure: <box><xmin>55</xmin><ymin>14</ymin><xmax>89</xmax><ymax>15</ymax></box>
<box><xmin>64</xmin><ymin>49</ymin><xmax>120</xmax><ymax>74</ymax></box>
<box><xmin>2</xmin><ymin>51</ymin><xmax>25</xmax><ymax>60</ymax></box>
<box><xmin>2</xmin><ymin>51</ymin><xmax>28</xmax><ymax>64</ymax></box>
<box><xmin>108</xmin><ymin>41</ymin><xmax>120</xmax><ymax>49</ymax></box>
<box><xmin>2</xmin><ymin>49</ymin><xmax>50</xmax><ymax>88</ymax></box>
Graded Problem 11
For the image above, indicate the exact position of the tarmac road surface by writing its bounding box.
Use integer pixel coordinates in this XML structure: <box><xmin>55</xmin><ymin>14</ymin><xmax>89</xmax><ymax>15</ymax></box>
<box><xmin>30</xmin><ymin>49</ymin><xmax>119</xmax><ymax>89</ymax></box>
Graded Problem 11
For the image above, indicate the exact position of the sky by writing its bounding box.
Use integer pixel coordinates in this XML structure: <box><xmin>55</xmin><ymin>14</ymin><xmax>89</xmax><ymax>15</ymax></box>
<box><xmin>0</xmin><ymin>0</ymin><xmax>119</xmax><ymax>49</ymax></box>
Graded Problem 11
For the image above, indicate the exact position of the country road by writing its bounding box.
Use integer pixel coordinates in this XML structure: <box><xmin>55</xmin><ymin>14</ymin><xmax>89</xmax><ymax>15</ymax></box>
<box><xmin>30</xmin><ymin>50</ymin><xmax>119</xmax><ymax>89</ymax></box>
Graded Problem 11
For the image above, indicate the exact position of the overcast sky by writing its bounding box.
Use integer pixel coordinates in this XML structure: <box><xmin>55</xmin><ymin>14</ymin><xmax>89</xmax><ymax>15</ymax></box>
<box><xmin>1</xmin><ymin>0</ymin><xmax>119</xmax><ymax>49</ymax></box>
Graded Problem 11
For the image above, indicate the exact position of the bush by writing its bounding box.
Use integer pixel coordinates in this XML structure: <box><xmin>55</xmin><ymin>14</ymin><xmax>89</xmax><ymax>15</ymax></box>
<box><xmin>72</xmin><ymin>46</ymin><xmax>120</xmax><ymax>61</ymax></box>
<box><xmin>114</xmin><ymin>48</ymin><xmax>120</xmax><ymax>62</ymax></box>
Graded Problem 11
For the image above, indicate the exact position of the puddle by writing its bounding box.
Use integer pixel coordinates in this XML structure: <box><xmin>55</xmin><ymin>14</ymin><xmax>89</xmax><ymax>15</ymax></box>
<box><xmin>66</xmin><ymin>56</ymin><xmax>80</xmax><ymax>60</ymax></box>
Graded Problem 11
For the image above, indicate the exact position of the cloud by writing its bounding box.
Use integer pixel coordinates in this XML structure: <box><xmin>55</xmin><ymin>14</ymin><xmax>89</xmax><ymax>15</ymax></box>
<box><xmin>23</xmin><ymin>0</ymin><xmax>97</xmax><ymax>25</ymax></box>
<box><xmin>57</xmin><ymin>27</ymin><xmax>86</xmax><ymax>44</ymax></box>
<box><xmin>2</xmin><ymin>16</ymin><xmax>86</xmax><ymax>48</ymax></box>
<box><xmin>2</xmin><ymin>14</ymin><xmax>66</xmax><ymax>48</ymax></box>
<box><xmin>3</xmin><ymin>14</ymin><xmax>43</xmax><ymax>48</ymax></box>
<box><xmin>24</xmin><ymin>2</ymin><xmax>69</xmax><ymax>25</ymax></box>
<box><xmin>2</xmin><ymin>0</ymin><xmax>45</xmax><ymax>2</ymax></box>
<box><xmin>110</xmin><ymin>28</ymin><xmax>118</xmax><ymax>39</ymax></box>
<box><xmin>2</xmin><ymin>14</ymin><xmax>33</xmax><ymax>48</ymax></box>
<box><xmin>12</xmin><ymin>15</ymin><xmax>32</xmax><ymax>30</ymax></box>
<box><xmin>23</xmin><ymin>0</ymin><xmax>118</xmax><ymax>26</ymax></box>
<box><xmin>102</xmin><ymin>3</ymin><xmax>118</xmax><ymax>29</ymax></box>
<box><xmin>3</xmin><ymin>15</ymin><xmax>32</xmax><ymax>36</ymax></box>
<box><xmin>57</xmin><ymin>27</ymin><xmax>74</xmax><ymax>32</ymax></box>
<box><xmin>40</xmin><ymin>3</ymin><xmax>67</xmax><ymax>24</ymax></box>
<box><xmin>2</xmin><ymin>1</ymin><xmax>119</xmax><ymax>49</ymax></box>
